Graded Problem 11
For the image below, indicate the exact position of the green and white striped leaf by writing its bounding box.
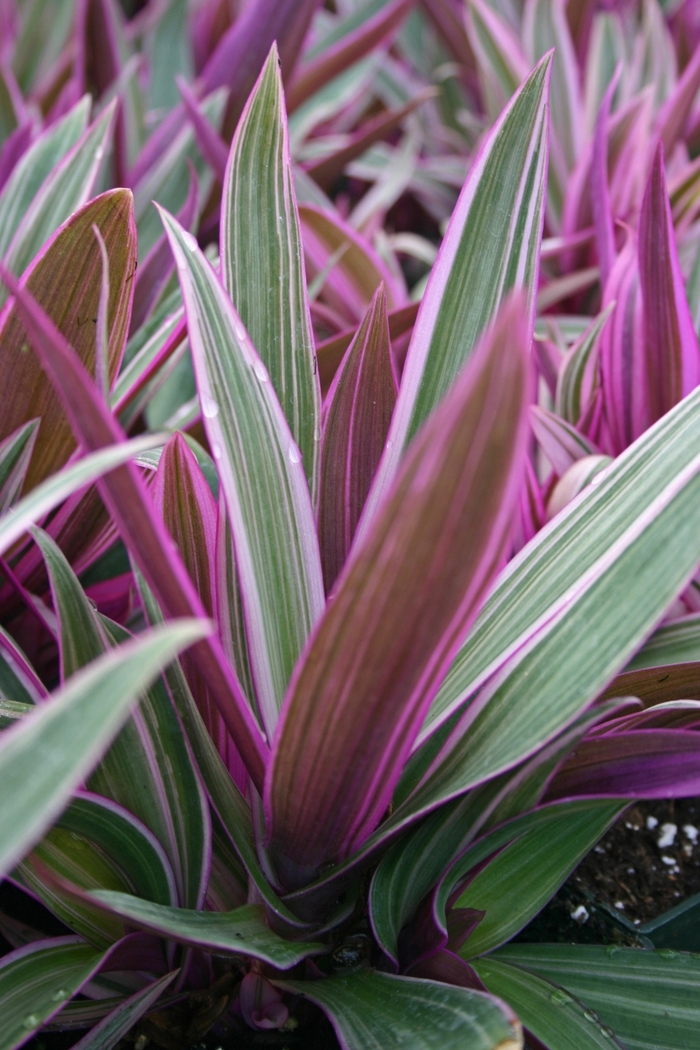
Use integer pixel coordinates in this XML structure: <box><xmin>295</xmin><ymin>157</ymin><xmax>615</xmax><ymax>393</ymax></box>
<box><xmin>0</xmin><ymin>421</ymin><xmax>38</xmax><ymax>515</ymax></box>
<box><xmin>555</xmin><ymin>305</ymin><xmax>613</xmax><ymax>425</ymax></box>
<box><xmin>34</xmin><ymin>527</ymin><xmax>209</xmax><ymax>910</ymax></box>
<box><xmin>1</xmin><ymin>102</ymin><xmax>116</xmax><ymax>305</ymax></box>
<box><xmin>133</xmin><ymin>89</ymin><xmax>227</xmax><ymax>259</ymax></box>
<box><xmin>88</xmin><ymin>895</ymin><xmax>325</xmax><ymax>968</ymax></box>
<box><xmin>419</xmin><ymin>384</ymin><xmax>700</xmax><ymax>746</ymax></box>
<box><xmin>16</xmin><ymin>794</ymin><xmax>178</xmax><ymax>949</ymax></box>
<box><xmin>361</xmin><ymin>54</ymin><xmax>550</xmax><ymax>527</ymax></box>
<box><xmin>455</xmin><ymin>802</ymin><xmax>621</xmax><ymax>958</ymax></box>
<box><xmin>275</xmin><ymin>970</ymin><xmax>523</xmax><ymax>1050</ymax></box>
<box><xmin>493</xmin><ymin>944</ymin><xmax>700</xmax><ymax>1050</ymax></box>
<box><xmin>0</xmin><ymin>96</ymin><xmax>89</xmax><ymax>260</ymax></box>
<box><xmin>70</xmin><ymin>971</ymin><xmax>179</xmax><ymax>1050</ymax></box>
<box><xmin>0</xmin><ymin>619</ymin><xmax>207</xmax><ymax>879</ymax></box>
<box><xmin>473</xmin><ymin>958</ymin><xmax>626</xmax><ymax>1049</ymax></box>
<box><xmin>0</xmin><ymin>937</ymin><xmax>105</xmax><ymax>1050</ymax></box>
<box><xmin>222</xmin><ymin>44</ymin><xmax>321</xmax><ymax>503</ymax></box>
<box><xmin>161</xmin><ymin>207</ymin><xmax>324</xmax><ymax>738</ymax></box>
<box><xmin>0</xmin><ymin>435</ymin><xmax>166</xmax><ymax>559</ymax></box>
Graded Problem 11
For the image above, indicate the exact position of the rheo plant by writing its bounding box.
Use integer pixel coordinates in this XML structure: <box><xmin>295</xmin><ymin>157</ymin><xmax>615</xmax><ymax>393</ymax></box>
<box><xmin>1</xmin><ymin>2</ymin><xmax>700</xmax><ymax>1049</ymax></box>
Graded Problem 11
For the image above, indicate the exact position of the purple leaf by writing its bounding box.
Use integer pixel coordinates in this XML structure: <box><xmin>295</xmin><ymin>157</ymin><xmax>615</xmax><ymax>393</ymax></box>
<box><xmin>547</xmin><ymin>729</ymin><xmax>700</xmax><ymax>800</ymax></box>
<box><xmin>286</xmin><ymin>0</ymin><xmax>417</xmax><ymax>112</ymax></box>
<box><xmin>591</xmin><ymin>68</ymin><xmax>620</xmax><ymax>293</ymax></box>
<box><xmin>266</xmin><ymin>293</ymin><xmax>530</xmax><ymax>890</ymax></box>
<box><xmin>177</xmin><ymin>74</ymin><xmax>229</xmax><ymax>183</ymax></box>
<box><xmin>653</xmin><ymin>39</ymin><xmax>700</xmax><ymax>156</ymax></box>
<box><xmin>152</xmin><ymin>433</ymin><xmax>243</xmax><ymax>776</ymax></box>
<box><xmin>0</xmin><ymin>265</ymin><xmax>269</xmax><ymax>792</ymax></box>
<box><xmin>318</xmin><ymin>285</ymin><xmax>397</xmax><ymax>592</ymax></box>
<box><xmin>638</xmin><ymin>142</ymin><xmax>700</xmax><ymax>426</ymax></box>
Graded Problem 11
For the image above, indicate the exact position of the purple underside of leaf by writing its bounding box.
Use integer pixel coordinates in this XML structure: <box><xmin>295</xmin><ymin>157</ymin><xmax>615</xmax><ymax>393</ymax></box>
<box><xmin>0</xmin><ymin>266</ymin><xmax>268</xmax><ymax>791</ymax></box>
<box><xmin>654</xmin><ymin>39</ymin><xmax>700</xmax><ymax>156</ymax></box>
<box><xmin>546</xmin><ymin>729</ymin><xmax>700</xmax><ymax>799</ymax></box>
<box><xmin>152</xmin><ymin>433</ymin><xmax>242</xmax><ymax>771</ymax></box>
<box><xmin>130</xmin><ymin>168</ymin><xmax>198</xmax><ymax>336</ymax></box>
<box><xmin>286</xmin><ymin>0</ymin><xmax>417</xmax><ymax>111</ymax></box>
<box><xmin>318</xmin><ymin>284</ymin><xmax>397</xmax><ymax>593</ymax></box>
<box><xmin>638</xmin><ymin>142</ymin><xmax>700</xmax><ymax>424</ymax></box>
<box><xmin>591</xmin><ymin>69</ymin><xmax>619</xmax><ymax>293</ymax></box>
<box><xmin>266</xmin><ymin>293</ymin><xmax>530</xmax><ymax>892</ymax></box>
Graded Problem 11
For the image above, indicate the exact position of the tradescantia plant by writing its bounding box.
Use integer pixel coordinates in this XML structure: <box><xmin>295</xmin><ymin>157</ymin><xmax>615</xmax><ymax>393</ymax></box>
<box><xmin>2</xmin><ymin>2</ymin><xmax>700</xmax><ymax>1049</ymax></box>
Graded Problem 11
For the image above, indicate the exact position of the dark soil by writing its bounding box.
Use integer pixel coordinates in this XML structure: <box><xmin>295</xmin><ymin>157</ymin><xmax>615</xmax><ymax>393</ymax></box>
<box><xmin>517</xmin><ymin>798</ymin><xmax>700</xmax><ymax>945</ymax></box>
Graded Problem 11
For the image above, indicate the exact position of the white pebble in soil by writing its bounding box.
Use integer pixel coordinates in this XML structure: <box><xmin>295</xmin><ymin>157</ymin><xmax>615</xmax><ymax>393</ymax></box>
<box><xmin>661</xmin><ymin>856</ymin><xmax>680</xmax><ymax>873</ymax></box>
<box><xmin>570</xmin><ymin>905</ymin><xmax>589</xmax><ymax>924</ymax></box>
<box><xmin>683</xmin><ymin>824</ymin><xmax>699</xmax><ymax>845</ymax></box>
<box><xmin>646</xmin><ymin>816</ymin><xmax>659</xmax><ymax>830</ymax></box>
<box><xmin>657</xmin><ymin>823</ymin><xmax>677</xmax><ymax>848</ymax></box>
<box><xmin>614</xmin><ymin>901</ymin><xmax>625</xmax><ymax>910</ymax></box>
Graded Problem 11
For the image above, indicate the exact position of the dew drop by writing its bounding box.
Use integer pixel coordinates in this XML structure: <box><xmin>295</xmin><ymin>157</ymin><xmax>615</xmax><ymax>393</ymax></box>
<box><xmin>584</xmin><ymin>1011</ymin><xmax>599</xmax><ymax>1024</ymax></box>
<box><xmin>288</xmin><ymin>443</ymin><xmax>301</xmax><ymax>464</ymax></box>
<box><xmin>253</xmin><ymin>360</ymin><xmax>269</xmax><ymax>383</ymax></box>
<box><xmin>201</xmin><ymin>393</ymin><xmax>219</xmax><ymax>419</ymax></box>
<box><xmin>51</xmin><ymin>990</ymin><xmax>67</xmax><ymax>1002</ymax></box>
<box><xmin>182</xmin><ymin>230</ymin><xmax>198</xmax><ymax>252</ymax></box>
<box><xmin>313</xmin><ymin>426</ymin><xmax>322</xmax><ymax>443</ymax></box>
<box><xmin>23</xmin><ymin>1016</ymin><xmax>40</xmax><ymax>1029</ymax></box>
<box><xmin>549</xmin><ymin>991</ymin><xmax>572</xmax><ymax>1006</ymax></box>
<box><xmin>95</xmin><ymin>146</ymin><xmax>104</xmax><ymax>162</ymax></box>
<box><xmin>233</xmin><ymin>319</ymin><xmax>247</xmax><ymax>342</ymax></box>
<box><xmin>659</xmin><ymin>949</ymin><xmax>678</xmax><ymax>959</ymax></box>
<box><xmin>212</xmin><ymin>443</ymin><xmax>223</xmax><ymax>460</ymax></box>
<box><xmin>386</xmin><ymin>438</ymin><xmax>394</xmax><ymax>450</ymax></box>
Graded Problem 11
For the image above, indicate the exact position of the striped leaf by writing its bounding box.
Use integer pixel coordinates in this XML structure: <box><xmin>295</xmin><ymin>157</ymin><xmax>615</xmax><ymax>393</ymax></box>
<box><xmin>555</xmin><ymin>306</ymin><xmax>612</xmax><ymax>425</ymax></box>
<box><xmin>266</xmin><ymin>295</ymin><xmax>529</xmax><ymax>889</ymax></box>
<box><xmin>161</xmin><ymin>206</ymin><xmax>324</xmax><ymax>739</ymax></box>
<box><xmin>0</xmin><ymin>435</ymin><xmax>166</xmax><ymax>560</ymax></box>
<box><xmin>360</xmin><ymin>55</ymin><xmax>550</xmax><ymax>530</ymax></box>
<box><xmin>0</xmin><ymin>189</ymin><xmax>136</xmax><ymax>492</ymax></box>
<box><xmin>530</xmin><ymin>406</ymin><xmax>599</xmax><ymax>476</ymax></box>
<box><xmin>0</xmin><ymin>938</ymin><xmax>105</xmax><ymax>1050</ymax></box>
<box><xmin>1</xmin><ymin>102</ymin><xmax>116</xmax><ymax>302</ymax></box>
<box><xmin>274</xmin><ymin>970</ymin><xmax>522</xmax><ymax>1050</ymax></box>
<box><xmin>0</xmin><ymin>620</ymin><xmax>208</xmax><ymax>878</ymax></box>
<box><xmin>88</xmin><ymin>895</ymin><xmax>325</xmax><ymax>968</ymax></box>
<box><xmin>318</xmin><ymin>285</ymin><xmax>397</xmax><ymax>591</ymax></box>
<box><xmin>473</xmin><ymin>959</ymin><xmax>626</xmax><ymax>1050</ymax></box>
<box><xmin>0</xmin><ymin>96</ymin><xmax>89</xmax><ymax>260</ymax></box>
<box><xmin>70</xmin><ymin>971</ymin><xmax>178</xmax><ymax>1050</ymax></box>
<box><xmin>0</xmin><ymin>421</ymin><xmax>38</xmax><ymax>515</ymax></box>
<box><xmin>221</xmin><ymin>44</ymin><xmax>321</xmax><ymax>503</ymax></box>
<box><xmin>493</xmin><ymin>944</ymin><xmax>700</xmax><ymax>1050</ymax></box>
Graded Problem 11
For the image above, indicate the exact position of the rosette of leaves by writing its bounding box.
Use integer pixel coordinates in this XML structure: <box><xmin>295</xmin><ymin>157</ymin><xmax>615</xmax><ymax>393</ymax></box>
<box><xmin>1</xmin><ymin>3</ymin><xmax>700</xmax><ymax>1050</ymax></box>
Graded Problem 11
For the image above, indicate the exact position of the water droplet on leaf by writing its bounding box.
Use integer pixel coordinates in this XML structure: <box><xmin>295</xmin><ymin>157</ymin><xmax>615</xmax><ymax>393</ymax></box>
<box><xmin>201</xmin><ymin>394</ymin><xmax>219</xmax><ymax>418</ymax></box>
<box><xmin>212</xmin><ymin>443</ymin><xmax>223</xmax><ymax>460</ymax></box>
<box><xmin>253</xmin><ymin>360</ymin><xmax>269</xmax><ymax>382</ymax></box>
<box><xmin>182</xmin><ymin>231</ymin><xmax>198</xmax><ymax>252</ymax></box>
<box><xmin>23</xmin><ymin>1016</ymin><xmax>39</xmax><ymax>1029</ymax></box>
<box><xmin>549</xmin><ymin>991</ymin><xmax>572</xmax><ymax>1006</ymax></box>
<box><xmin>288</xmin><ymin>444</ymin><xmax>301</xmax><ymax>464</ymax></box>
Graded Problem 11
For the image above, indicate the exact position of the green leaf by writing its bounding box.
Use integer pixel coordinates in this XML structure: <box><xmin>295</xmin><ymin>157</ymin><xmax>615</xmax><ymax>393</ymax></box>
<box><xmin>361</xmin><ymin>55</ymin><xmax>549</xmax><ymax>525</ymax></box>
<box><xmin>135</xmin><ymin>573</ymin><xmax>312</xmax><ymax>931</ymax></box>
<box><xmin>0</xmin><ymin>421</ymin><xmax>39</xmax><ymax>515</ymax></box>
<box><xmin>413</xmin><ymin>383</ymin><xmax>700</xmax><ymax>769</ymax></box>
<box><xmin>0</xmin><ymin>434</ymin><xmax>167</xmax><ymax>559</ymax></box>
<box><xmin>0</xmin><ymin>96</ymin><xmax>90</xmax><ymax>259</ymax></box>
<box><xmin>275</xmin><ymin>970</ymin><xmax>523</xmax><ymax>1050</ymax></box>
<box><xmin>555</xmin><ymin>306</ymin><xmax>612</xmax><ymax>425</ymax></box>
<box><xmin>32</xmin><ymin>526</ymin><xmax>210</xmax><ymax>910</ymax></box>
<box><xmin>455</xmin><ymin>802</ymin><xmax>622</xmax><ymax>958</ymax></box>
<box><xmin>222</xmin><ymin>44</ymin><xmax>321</xmax><ymax>504</ymax></box>
<box><xmin>1</xmin><ymin>103</ymin><xmax>116</xmax><ymax>303</ymax></box>
<box><xmin>473</xmin><ymin>958</ymin><xmax>625</xmax><ymax>1049</ymax></box>
<box><xmin>88</xmin><ymin>894</ymin><xmax>325</xmax><ymax>969</ymax></box>
<box><xmin>161</xmin><ymin>206</ymin><xmax>324</xmax><ymax>738</ymax></box>
<box><xmin>16</xmin><ymin>793</ymin><xmax>178</xmax><ymax>948</ymax></box>
<box><xmin>134</xmin><ymin>89</ymin><xmax>227</xmax><ymax>259</ymax></box>
<box><xmin>494</xmin><ymin>944</ymin><xmax>700</xmax><ymax>1050</ymax></box>
<box><xmin>0</xmin><ymin>937</ymin><xmax>105</xmax><ymax>1050</ymax></box>
<box><xmin>70</xmin><ymin>971</ymin><xmax>179</xmax><ymax>1050</ymax></box>
<box><xmin>0</xmin><ymin>189</ymin><xmax>137</xmax><ymax>492</ymax></box>
<box><xmin>0</xmin><ymin>619</ymin><xmax>208</xmax><ymax>878</ymax></box>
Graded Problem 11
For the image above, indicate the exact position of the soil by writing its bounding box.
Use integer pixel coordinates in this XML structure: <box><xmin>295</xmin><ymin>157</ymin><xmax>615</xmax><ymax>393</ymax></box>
<box><xmin>516</xmin><ymin>797</ymin><xmax>700</xmax><ymax>945</ymax></box>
